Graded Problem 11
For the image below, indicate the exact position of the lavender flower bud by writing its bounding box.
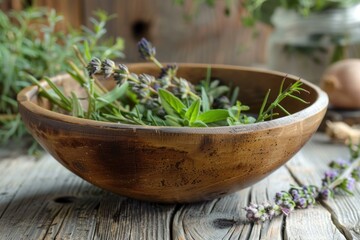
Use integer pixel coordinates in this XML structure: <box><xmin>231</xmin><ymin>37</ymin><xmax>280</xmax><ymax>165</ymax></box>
<box><xmin>118</xmin><ymin>64</ymin><xmax>129</xmax><ymax>74</ymax></box>
<box><xmin>86</xmin><ymin>57</ymin><xmax>102</xmax><ymax>76</ymax></box>
<box><xmin>173</xmin><ymin>78</ymin><xmax>195</xmax><ymax>99</ymax></box>
<box><xmin>139</xmin><ymin>74</ymin><xmax>155</xmax><ymax>85</ymax></box>
<box><xmin>159</xmin><ymin>64</ymin><xmax>178</xmax><ymax>79</ymax></box>
<box><xmin>322</xmin><ymin>170</ymin><xmax>339</xmax><ymax>186</ymax></box>
<box><xmin>138</xmin><ymin>38</ymin><xmax>156</xmax><ymax>60</ymax></box>
<box><xmin>244</xmin><ymin>202</ymin><xmax>281</xmax><ymax>223</ymax></box>
<box><xmin>318</xmin><ymin>188</ymin><xmax>333</xmax><ymax>200</ymax></box>
<box><xmin>113</xmin><ymin>64</ymin><xmax>130</xmax><ymax>85</ymax></box>
<box><xmin>101</xmin><ymin>59</ymin><xmax>115</xmax><ymax>78</ymax></box>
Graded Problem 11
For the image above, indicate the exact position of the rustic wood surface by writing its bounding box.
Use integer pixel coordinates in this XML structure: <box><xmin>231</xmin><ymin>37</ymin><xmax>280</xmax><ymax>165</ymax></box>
<box><xmin>0</xmin><ymin>133</ymin><xmax>358</xmax><ymax>240</ymax></box>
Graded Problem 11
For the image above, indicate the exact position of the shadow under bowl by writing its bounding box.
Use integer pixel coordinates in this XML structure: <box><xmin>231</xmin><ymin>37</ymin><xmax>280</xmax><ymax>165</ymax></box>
<box><xmin>17</xmin><ymin>63</ymin><xmax>328</xmax><ymax>203</ymax></box>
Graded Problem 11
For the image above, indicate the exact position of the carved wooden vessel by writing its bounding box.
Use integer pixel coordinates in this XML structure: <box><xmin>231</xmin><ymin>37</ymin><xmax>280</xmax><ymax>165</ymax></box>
<box><xmin>18</xmin><ymin>64</ymin><xmax>328</xmax><ymax>203</ymax></box>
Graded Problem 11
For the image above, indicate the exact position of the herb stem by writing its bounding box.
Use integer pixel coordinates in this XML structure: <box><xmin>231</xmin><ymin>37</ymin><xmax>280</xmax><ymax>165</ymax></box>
<box><xmin>150</xmin><ymin>56</ymin><xmax>163</xmax><ymax>69</ymax></box>
<box><xmin>328</xmin><ymin>157</ymin><xmax>360</xmax><ymax>189</ymax></box>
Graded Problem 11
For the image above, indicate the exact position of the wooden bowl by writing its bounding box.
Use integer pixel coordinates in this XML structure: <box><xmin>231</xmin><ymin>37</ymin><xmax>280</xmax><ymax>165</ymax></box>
<box><xmin>17</xmin><ymin>64</ymin><xmax>328</xmax><ymax>203</ymax></box>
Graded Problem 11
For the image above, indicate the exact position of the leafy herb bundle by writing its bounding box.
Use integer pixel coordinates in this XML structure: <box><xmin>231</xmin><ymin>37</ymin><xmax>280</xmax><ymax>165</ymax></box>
<box><xmin>29</xmin><ymin>38</ymin><xmax>309</xmax><ymax>128</ymax></box>
<box><xmin>0</xmin><ymin>8</ymin><xmax>124</xmax><ymax>144</ymax></box>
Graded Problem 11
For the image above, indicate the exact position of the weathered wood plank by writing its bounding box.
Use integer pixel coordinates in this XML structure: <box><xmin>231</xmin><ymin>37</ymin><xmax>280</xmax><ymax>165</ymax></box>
<box><xmin>0</xmin><ymin>153</ymin><xmax>176</xmax><ymax>240</ymax></box>
<box><xmin>83</xmin><ymin>0</ymin><xmax>271</xmax><ymax>65</ymax></box>
<box><xmin>0</xmin><ymin>134</ymin><xmax>357</xmax><ymax>240</ymax></box>
<box><xmin>171</xmin><ymin>164</ymin><xmax>293</xmax><ymax>240</ymax></box>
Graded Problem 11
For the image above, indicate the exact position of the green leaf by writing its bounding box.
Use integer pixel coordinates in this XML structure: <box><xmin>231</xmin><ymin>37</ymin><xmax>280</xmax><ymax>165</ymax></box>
<box><xmin>209</xmin><ymin>85</ymin><xmax>229</xmax><ymax>99</ymax></box>
<box><xmin>257</xmin><ymin>89</ymin><xmax>270</xmax><ymax>122</ymax></box>
<box><xmin>165</xmin><ymin>115</ymin><xmax>183</xmax><ymax>126</ymax></box>
<box><xmin>25</xmin><ymin>74</ymin><xmax>70</xmax><ymax>111</ymax></box>
<box><xmin>230</xmin><ymin>86</ymin><xmax>239</xmax><ymax>106</ymax></box>
<box><xmin>43</xmin><ymin>76</ymin><xmax>71</xmax><ymax>107</ymax></box>
<box><xmin>201</xmin><ymin>87</ymin><xmax>210</xmax><ymax>112</ymax></box>
<box><xmin>185</xmin><ymin>99</ymin><xmax>201</xmax><ymax>123</ymax></box>
<box><xmin>210</xmin><ymin>79</ymin><xmax>220</xmax><ymax>88</ymax></box>
<box><xmin>190</xmin><ymin>120</ymin><xmax>208</xmax><ymax>127</ymax></box>
<box><xmin>70</xmin><ymin>92</ymin><xmax>84</xmax><ymax>118</ymax></box>
<box><xmin>198</xmin><ymin>109</ymin><xmax>229</xmax><ymax>124</ymax></box>
<box><xmin>159</xmin><ymin>89</ymin><xmax>186</xmax><ymax>116</ymax></box>
<box><xmin>228</xmin><ymin>107</ymin><xmax>237</xmax><ymax>119</ymax></box>
<box><xmin>96</xmin><ymin>82</ymin><xmax>128</xmax><ymax>109</ymax></box>
<box><xmin>83</xmin><ymin>41</ymin><xmax>91</xmax><ymax>62</ymax></box>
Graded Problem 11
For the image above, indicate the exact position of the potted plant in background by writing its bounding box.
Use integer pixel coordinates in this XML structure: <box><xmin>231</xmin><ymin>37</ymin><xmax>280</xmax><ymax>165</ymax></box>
<box><xmin>0</xmin><ymin>7</ymin><xmax>124</xmax><ymax>152</ymax></box>
<box><xmin>260</xmin><ymin>0</ymin><xmax>360</xmax><ymax>85</ymax></box>
<box><xmin>175</xmin><ymin>0</ymin><xmax>360</xmax><ymax>84</ymax></box>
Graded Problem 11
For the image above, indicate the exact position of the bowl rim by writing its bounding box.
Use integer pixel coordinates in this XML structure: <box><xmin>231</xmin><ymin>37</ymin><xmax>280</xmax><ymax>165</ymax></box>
<box><xmin>17</xmin><ymin>63</ymin><xmax>328</xmax><ymax>134</ymax></box>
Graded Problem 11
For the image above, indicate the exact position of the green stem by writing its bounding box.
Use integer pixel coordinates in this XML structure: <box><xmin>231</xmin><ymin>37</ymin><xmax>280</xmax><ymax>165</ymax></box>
<box><xmin>328</xmin><ymin>157</ymin><xmax>360</xmax><ymax>190</ymax></box>
<box><xmin>0</xmin><ymin>114</ymin><xmax>18</xmax><ymax>121</ymax></box>
<box><xmin>150</xmin><ymin>56</ymin><xmax>163</xmax><ymax>69</ymax></box>
<box><xmin>86</xmin><ymin>78</ymin><xmax>95</xmax><ymax>119</ymax></box>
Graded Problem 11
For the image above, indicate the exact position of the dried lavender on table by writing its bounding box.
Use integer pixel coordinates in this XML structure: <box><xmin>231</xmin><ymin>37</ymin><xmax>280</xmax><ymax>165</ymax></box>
<box><xmin>245</xmin><ymin>143</ymin><xmax>360</xmax><ymax>223</ymax></box>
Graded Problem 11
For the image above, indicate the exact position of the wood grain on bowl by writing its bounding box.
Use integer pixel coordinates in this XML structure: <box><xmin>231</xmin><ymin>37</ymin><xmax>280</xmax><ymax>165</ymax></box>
<box><xmin>17</xmin><ymin>64</ymin><xmax>328</xmax><ymax>203</ymax></box>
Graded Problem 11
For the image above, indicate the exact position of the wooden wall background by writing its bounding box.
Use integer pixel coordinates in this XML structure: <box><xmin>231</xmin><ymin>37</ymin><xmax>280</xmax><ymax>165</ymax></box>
<box><xmin>0</xmin><ymin>0</ymin><xmax>272</xmax><ymax>66</ymax></box>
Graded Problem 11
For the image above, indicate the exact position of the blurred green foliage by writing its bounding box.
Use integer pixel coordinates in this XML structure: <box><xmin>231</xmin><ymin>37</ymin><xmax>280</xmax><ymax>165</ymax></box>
<box><xmin>173</xmin><ymin>0</ymin><xmax>360</xmax><ymax>26</ymax></box>
<box><xmin>0</xmin><ymin>7</ymin><xmax>124</xmax><ymax>145</ymax></box>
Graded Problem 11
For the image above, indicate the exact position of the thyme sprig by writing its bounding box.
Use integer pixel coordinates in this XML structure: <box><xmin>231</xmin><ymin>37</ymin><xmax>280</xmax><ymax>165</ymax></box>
<box><xmin>244</xmin><ymin>143</ymin><xmax>360</xmax><ymax>223</ymax></box>
<box><xmin>29</xmin><ymin>38</ymin><xmax>309</xmax><ymax>127</ymax></box>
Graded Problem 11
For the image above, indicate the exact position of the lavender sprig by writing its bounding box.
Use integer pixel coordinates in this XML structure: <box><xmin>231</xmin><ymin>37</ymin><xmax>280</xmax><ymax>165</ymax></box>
<box><xmin>245</xmin><ymin>144</ymin><xmax>360</xmax><ymax>223</ymax></box>
<box><xmin>137</xmin><ymin>38</ymin><xmax>163</xmax><ymax>69</ymax></box>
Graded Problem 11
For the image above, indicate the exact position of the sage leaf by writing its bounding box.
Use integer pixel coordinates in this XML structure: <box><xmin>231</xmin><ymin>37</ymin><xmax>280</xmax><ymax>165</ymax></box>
<box><xmin>159</xmin><ymin>89</ymin><xmax>186</xmax><ymax>116</ymax></box>
<box><xmin>201</xmin><ymin>87</ymin><xmax>210</xmax><ymax>112</ymax></box>
<box><xmin>185</xmin><ymin>99</ymin><xmax>201</xmax><ymax>123</ymax></box>
<box><xmin>198</xmin><ymin>109</ymin><xmax>229</xmax><ymax>124</ymax></box>
<box><xmin>165</xmin><ymin>115</ymin><xmax>183</xmax><ymax>126</ymax></box>
<box><xmin>190</xmin><ymin>120</ymin><xmax>208</xmax><ymax>127</ymax></box>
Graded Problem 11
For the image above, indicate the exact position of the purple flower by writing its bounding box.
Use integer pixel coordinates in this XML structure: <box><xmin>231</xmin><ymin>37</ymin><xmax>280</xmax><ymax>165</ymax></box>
<box><xmin>101</xmin><ymin>59</ymin><xmax>115</xmax><ymax>78</ymax></box>
<box><xmin>322</xmin><ymin>170</ymin><xmax>339</xmax><ymax>186</ymax></box>
<box><xmin>318</xmin><ymin>188</ymin><xmax>333</xmax><ymax>200</ymax></box>
<box><xmin>86</xmin><ymin>57</ymin><xmax>102</xmax><ymax>76</ymax></box>
<box><xmin>138</xmin><ymin>38</ymin><xmax>156</xmax><ymax>60</ymax></box>
<box><xmin>244</xmin><ymin>203</ymin><xmax>281</xmax><ymax>223</ymax></box>
<box><xmin>159</xmin><ymin>64</ymin><xmax>178</xmax><ymax>79</ymax></box>
<box><xmin>343</xmin><ymin>177</ymin><xmax>356</xmax><ymax>192</ymax></box>
<box><xmin>324</xmin><ymin>170</ymin><xmax>338</xmax><ymax>180</ymax></box>
<box><xmin>113</xmin><ymin>64</ymin><xmax>130</xmax><ymax>85</ymax></box>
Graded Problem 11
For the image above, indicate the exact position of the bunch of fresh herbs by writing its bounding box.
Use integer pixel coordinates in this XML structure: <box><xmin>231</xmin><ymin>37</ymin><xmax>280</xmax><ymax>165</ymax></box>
<box><xmin>0</xmin><ymin>8</ymin><xmax>124</xmax><ymax>145</ymax></box>
<box><xmin>28</xmin><ymin>38</ymin><xmax>309</xmax><ymax>128</ymax></box>
<box><xmin>244</xmin><ymin>142</ymin><xmax>360</xmax><ymax>223</ymax></box>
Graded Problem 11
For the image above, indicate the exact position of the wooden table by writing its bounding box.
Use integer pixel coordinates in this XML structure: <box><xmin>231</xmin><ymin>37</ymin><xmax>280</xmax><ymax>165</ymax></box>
<box><xmin>0</xmin><ymin>133</ymin><xmax>359</xmax><ymax>240</ymax></box>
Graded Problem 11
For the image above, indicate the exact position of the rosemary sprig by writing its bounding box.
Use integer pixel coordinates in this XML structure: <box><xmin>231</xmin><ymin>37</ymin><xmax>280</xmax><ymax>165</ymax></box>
<box><xmin>256</xmin><ymin>78</ymin><xmax>309</xmax><ymax>122</ymax></box>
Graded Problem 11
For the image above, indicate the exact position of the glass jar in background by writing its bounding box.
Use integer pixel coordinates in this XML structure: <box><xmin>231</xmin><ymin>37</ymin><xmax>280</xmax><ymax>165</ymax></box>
<box><xmin>266</xmin><ymin>4</ymin><xmax>360</xmax><ymax>85</ymax></box>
